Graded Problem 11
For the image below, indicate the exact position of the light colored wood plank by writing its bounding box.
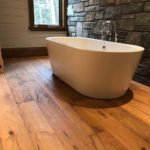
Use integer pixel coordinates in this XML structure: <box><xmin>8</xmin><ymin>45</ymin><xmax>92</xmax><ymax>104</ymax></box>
<box><xmin>23</xmin><ymin>58</ymin><xmax>150</xmax><ymax>149</ymax></box>
<box><xmin>0</xmin><ymin>139</ymin><xmax>3</xmax><ymax>150</ymax></box>
<box><xmin>4</xmin><ymin>57</ymin><xmax>150</xmax><ymax>150</ymax></box>
<box><xmin>75</xmin><ymin>108</ymin><xmax>150</xmax><ymax>150</ymax></box>
<box><xmin>105</xmin><ymin>107</ymin><xmax>150</xmax><ymax>143</ymax></box>
<box><xmin>0</xmin><ymin>74</ymin><xmax>35</xmax><ymax>150</ymax></box>
<box><xmin>19</xmin><ymin>101</ymin><xmax>65</xmax><ymax>150</ymax></box>
<box><xmin>5</xmin><ymin>59</ymin><xmax>102</xmax><ymax>150</ymax></box>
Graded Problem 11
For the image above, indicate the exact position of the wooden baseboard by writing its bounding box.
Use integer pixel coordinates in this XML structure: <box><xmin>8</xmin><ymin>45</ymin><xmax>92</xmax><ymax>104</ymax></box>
<box><xmin>1</xmin><ymin>47</ymin><xmax>48</xmax><ymax>58</ymax></box>
<box><xmin>0</xmin><ymin>48</ymin><xmax>4</xmax><ymax>72</ymax></box>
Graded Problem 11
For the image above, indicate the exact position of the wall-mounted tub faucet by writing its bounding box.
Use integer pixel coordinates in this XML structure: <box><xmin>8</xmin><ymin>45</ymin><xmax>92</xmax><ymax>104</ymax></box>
<box><xmin>102</xmin><ymin>20</ymin><xmax>118</xmax><ymax>42</ymax></box>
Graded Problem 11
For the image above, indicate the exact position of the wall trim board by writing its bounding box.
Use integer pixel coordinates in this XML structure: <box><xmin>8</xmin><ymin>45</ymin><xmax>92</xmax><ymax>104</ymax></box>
<box><xmin>1</xmin><ymin>47</ymin><xmax>48</xmax><ymax>58</ymax></box>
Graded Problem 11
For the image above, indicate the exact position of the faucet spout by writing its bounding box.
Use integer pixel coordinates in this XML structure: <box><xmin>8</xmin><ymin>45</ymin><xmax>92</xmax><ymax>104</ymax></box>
<box><xmin>101</xmin><ymin>20</ymin><xmax>118</xmax><ymax>43</ymax></box>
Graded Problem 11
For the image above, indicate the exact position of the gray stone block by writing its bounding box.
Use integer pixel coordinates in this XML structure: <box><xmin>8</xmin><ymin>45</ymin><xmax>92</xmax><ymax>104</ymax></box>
<box><xmin>101</xmin><ymin>0</ymin><xmax>116</xmax><ymax>6</ymax></box>
<box><xmin>103</xmin><ymin>6</ymin><xmax>116</xmax><ymax>19</ymax></box>
<box><xmin>135</xmin><ymin>13</ymin><xmax>150</xmax><ymax>25</ymax></box>
<box><xmin>142</xmin><ymin>32</ymin><xmax>150</xmax><ymax>48</ymax></box>
<box><xmin>118</xmin><ymin>19</ymin><xmax>134</xmax><ymax>31</ymax></box>
<box><xmin>93</xmin><ymin>20</ymin><xmax>104</xmax><ymax>35</ymax></box>
<box><xmin>74</xmin><ymin>3</ymin><xmax>84</xmax><ymax>12</ymax></box>
<box><xmin>69</xmin><ymin>26</ymin><xmax>76</xmax><ymax>32</ymax></box>
<box><xmin>95</xmin><ymin>11</ymin><xmax>103</xmax><ymax>19</ymax></box>
<box><xmin>83</xmin><ymin>22</ymin><xmax>96</xmax><ymax>29</ymax></box>
<box><xmin>67</xmin><ymin>5</ymin><xmax>74</xmax><ymax>16</ymax></box>
<box><xmin>144</xmin><ymin>2</ymin><xmax>150</xmax><ymax>12</ymax></box>
<box><xmin>125</xmin><ymin>32</ymin><xmax>142</xmax><ymax>45</ymax></box>
<box><xmin>75</xmin><ymin>12</ymin><xmax>86</xmax><ymax>16</ymax></box>
<box><xmin>85</xmin><ymin>12</ymin><xmax>95</xmax><ymax>21</ymax></box>
<box><xmin>122</xmin><ymin>14</ymin><xmax>135</xmax><ymax>19</ymax></box>
<box><xmin>76</xmin><ymin>22</ymin><xmax>83</xmax><ymax>36</ymax></box>
<box><xmin>123</xmin><ymin>3</ymin><xmax>144</xmax><ymax>14</ymax></box>
<box><xmin>83</xmin><ymin>29</ymin><xmax>90</xmax><ymax>37</ymax></box>
<box><xmin>135</xmin><ymin>26</ymin><xmax>150</xmax><ymax>32</ymax></box>
<box><xmin>89</xmin><ymin>0</ymin><xmax>95</xmax><ymax>5</ymax></box>
<box><xmin>84</xmin><ymin>6</ymin><xmax>97</xmax><ymax>11</ymax></box>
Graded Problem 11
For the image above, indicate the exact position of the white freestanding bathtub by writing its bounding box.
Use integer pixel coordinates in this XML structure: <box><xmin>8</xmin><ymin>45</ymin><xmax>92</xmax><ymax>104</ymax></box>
<box><xmin>46</xmin><ymin>37</ymin><xmax>144</xmax><ymax>99</ymax></box>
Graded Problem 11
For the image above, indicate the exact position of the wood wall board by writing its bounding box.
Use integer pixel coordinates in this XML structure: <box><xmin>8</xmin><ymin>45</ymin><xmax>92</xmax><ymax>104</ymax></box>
<box><xmin>0</xmin><ymin>0</ymin><xmax>66</xmax><ymax>48</ymax></box>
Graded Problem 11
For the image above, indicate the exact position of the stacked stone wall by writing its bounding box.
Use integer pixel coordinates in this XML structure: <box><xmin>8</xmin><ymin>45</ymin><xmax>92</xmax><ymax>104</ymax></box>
<box><xmin>68</xmin><ymin>0</ymin><xmax>150</xmax><ymax>86</ymax></box>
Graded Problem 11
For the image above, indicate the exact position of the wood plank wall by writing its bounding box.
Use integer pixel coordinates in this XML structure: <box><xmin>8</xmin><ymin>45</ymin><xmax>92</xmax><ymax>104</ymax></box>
<box><xmin>0</xmin><ymin>0</ymin><xmax>66</xmax><ymax>49</ymax></box>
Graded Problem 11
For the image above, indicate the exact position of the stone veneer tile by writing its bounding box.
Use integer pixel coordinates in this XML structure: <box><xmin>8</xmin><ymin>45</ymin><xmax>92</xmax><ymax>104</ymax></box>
<box><xmin>125</xmin><ymin>32</ymin><xmax>142</xmax><ymax>45</ymax></box>
<box><xmin>85</xmin><ymin>12</ymin><xmax>95</xmax><ymax>21</ymax></box>
<box><xmin>135</xmin><ymin>13</ymin><xmax>150</xmax><ymax>25</ymax></box>
<box><xmin>144</xmin><ymin>2</ymin><xmax>150</xmax><ymax>12</ymax></box>
<box><xmin>123</xmin><ymin>3</ymin><xmax>144</xmax><ymax>14</ymax></box>
<box><xmin>76</xmin><ymin>22</ymin><xmax>83</xmax><ymax>36</ymax></box>
<box><xmin>84</xmin><ymin>6</ymin><xmax>97</xmax><ymax>11</ymax></box>
<box><xmin>119</xmin><ymin>19</ymin><xmax>134</xmax><ymax>31</ymax></box>
<box><xmin>103</xmin><ymin>6</ymin><xmax>116</xmax><ymax>19</ymax></box>
<box><xmin>74</xmin><ymin>3</ymin><xmax>83</xmax><ymax>12</ymax></box>
<box><xmin>95</xmin><ymin>11</ymin><xmax>103</xmax><ymax>19</ymax></box>
<box><xmin>67</xmin><ymin>5</ymin><xmax>74</xmax><ymax>16</ymax></box>
<box><xmin>67</xmin><ymin>0</ymin><xmax>150</xmax><ymax>86</ymax></box>
<box><xmin>101</xmin><ymin>0</ymin><xmax>116</xmax><ymax>6</ymax></box>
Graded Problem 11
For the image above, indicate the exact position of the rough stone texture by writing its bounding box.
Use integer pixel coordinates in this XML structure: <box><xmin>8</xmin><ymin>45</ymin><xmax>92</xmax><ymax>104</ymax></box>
<box><xmin>67</xmin><ymin>5</ymin><xmax>74</xmax><ymax>16</ymax></box>
<box><xmin>84</xmin><ymin>5</ymin><xmax>97</xmax><ymax>11</ymax></box>
<box><xmin>67</xmin><ymin>0</ymin><xmax>150</xmax><ymax>86</ymax></box>
<box><xmin>74</xmin><ymin>3</ymin><xmax>84</xmax><ymax>12</ymax></box>
<box><xmin>68</xmin><ymin>26</ymin><xmax>76</xmax><ymax>32</ymax></box>
<box><xmin>135</xmin><ymin>26</ymin><xmax>150</xmax><ymax>32</ymax></box>
<box><xmin>118</xmin><ymin>19</ymin><xmax>134</xmax><ymax>31</ymax></box>
<box><xmin>95</xmin><ymin>11</ymin><xmax>103</xmax><ymax>19</ymax></box>
<box><xmin>144</xmin><ymin>2</ymin><xmax>150</xmax><ymax>11</ymax></box>
<box><xmin>101</xmin><ymin>0</ymin><xmax>116</xmax><ymax>6</ymax></box>
<box><xmin>83</xmin><ymin>29</ymin><xmax>90</xmax><ymax>37</ymax></box>
<box><xmin>85</xmin><ymin>12</ymin><xmax>95</xmax><ymax>21</ymax></box>
<box><xmin>141</xmin><ymin>32</ymin><xmax>150</xmax><ymax>49</ymax></box>
<box><xmin>125</xmin><ymin>32</ymin><xmax>142</xmax><ymax>45</ymax></box>
<box><xmin>103</xmin><ymin>6</ymin><xmax>116</xmax><ymax>19</ymax></box>
<box><xmin>135</xmin><ymin>13</ymin><xmax>150</xmax><ymax>25</ymax></box>
<box><xmin>76</xmin><ymin>22</ymin><xmax>83</xmax><ymax>36</ymax></box>
<box><xmin>123</xmin><ymin>3</ymin><xmax>144</xmax><ymax>14</ymax></box>
<box><xmin>93</xmin><ymin>20</ymin><xmax>104</xmax><ymax>35</ymax></box>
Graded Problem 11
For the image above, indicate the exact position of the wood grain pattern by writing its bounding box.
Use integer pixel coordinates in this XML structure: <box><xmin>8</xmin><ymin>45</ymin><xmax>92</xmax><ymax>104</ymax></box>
<box><xmin>0</xmin><ymin>74</ymin><xmax>35</xmax><ymax>150</ymax></box>
<box><xmin>1</xmin><ymin>56</ymin><xmax>150</xmax><ymax>150</ymax></box>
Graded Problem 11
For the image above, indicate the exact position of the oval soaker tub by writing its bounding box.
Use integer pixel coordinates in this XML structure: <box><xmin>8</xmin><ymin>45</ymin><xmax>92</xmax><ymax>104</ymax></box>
<box><xmin>46</xmin><ymin>37</ymin><xmax>144</xmax><ymax>99</ymax></box>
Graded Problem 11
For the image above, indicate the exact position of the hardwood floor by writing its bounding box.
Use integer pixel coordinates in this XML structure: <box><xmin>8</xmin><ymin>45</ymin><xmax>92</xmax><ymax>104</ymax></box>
<box><xmin>0</xmin><ymin>56</ymin><xmax>150</xmax><ymax>150</ymax></box>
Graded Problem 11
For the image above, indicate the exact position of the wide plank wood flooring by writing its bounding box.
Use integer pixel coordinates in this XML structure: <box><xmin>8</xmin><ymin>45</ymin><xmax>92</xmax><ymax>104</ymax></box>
<box><xmin>0</xmin><ymin>56</ymin><xmax>150</xmax><ymax>150</ymax></box>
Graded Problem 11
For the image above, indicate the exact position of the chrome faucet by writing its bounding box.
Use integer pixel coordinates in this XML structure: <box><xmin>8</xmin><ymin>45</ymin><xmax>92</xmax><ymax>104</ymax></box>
<box><xmin>101</xmin><ymin>20</ymin><xmax>118</xmax><ymax>43</ymax></box>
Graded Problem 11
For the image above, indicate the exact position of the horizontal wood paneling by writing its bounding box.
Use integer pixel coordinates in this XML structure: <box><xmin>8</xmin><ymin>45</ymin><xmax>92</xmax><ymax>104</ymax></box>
<box><xmin>0</xmin><ymin>0</ymin><xmax>66</xmax><ymax>48</ymax></box>
<box><xmin>0</xmin><ymin>16</ymin><xmax>28</xmax><ymax>24</ymax></box>
<box><xmin>0</xmin><ymin>0</ymin><xmax>27</xmax><ymax>8</ymax></box>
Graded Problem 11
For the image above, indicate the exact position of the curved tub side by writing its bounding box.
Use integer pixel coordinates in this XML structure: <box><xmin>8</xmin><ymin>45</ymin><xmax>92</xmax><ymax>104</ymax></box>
<box><xmin>47</xmin><ymin>39</ymin><xmax>143</xmax><ymax>99</ymax></box>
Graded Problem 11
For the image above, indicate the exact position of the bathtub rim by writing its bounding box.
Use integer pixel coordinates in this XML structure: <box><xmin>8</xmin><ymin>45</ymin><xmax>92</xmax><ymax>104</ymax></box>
<box><xmin>46</xmin><ymin>37</ymin><xmax>144</xmax><ymax>53</ymax></box>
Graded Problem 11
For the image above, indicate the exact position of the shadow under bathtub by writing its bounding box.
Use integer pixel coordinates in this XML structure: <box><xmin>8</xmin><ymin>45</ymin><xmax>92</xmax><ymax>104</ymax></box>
<box><xmin>51</xmin><ymin>74</ymin><xmax>133</xmax><ymax>109</ymax></box>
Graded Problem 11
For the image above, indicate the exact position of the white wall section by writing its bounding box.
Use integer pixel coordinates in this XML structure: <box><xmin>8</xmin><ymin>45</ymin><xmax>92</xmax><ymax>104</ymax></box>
<box><xmin>0</xmin><ymin>0</ymin><xmax>66</xmax><ymax>48</ymax></box>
